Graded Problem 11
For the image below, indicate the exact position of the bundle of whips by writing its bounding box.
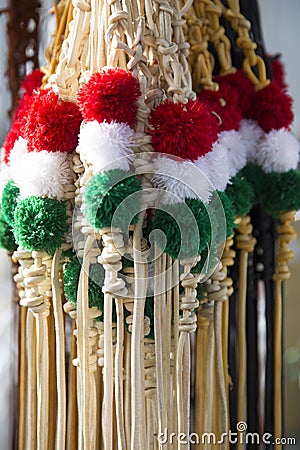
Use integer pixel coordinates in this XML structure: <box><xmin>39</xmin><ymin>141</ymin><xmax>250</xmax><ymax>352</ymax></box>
<box><xmin>214</xmin><ymin>1</ymin><xmax>300</xmax><ymax>448</ymax></box>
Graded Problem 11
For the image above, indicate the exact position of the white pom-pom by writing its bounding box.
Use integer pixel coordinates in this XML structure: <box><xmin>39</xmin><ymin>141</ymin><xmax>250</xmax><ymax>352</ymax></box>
<box><xmin>217</xmin><ymin>129</ymin><xmax>247</xmax><ymax>177</ymax></box>
<box><xmin>9</xmin><ymin>137</ymin><xmax>28</xmax><ymax>181</ymax></box>
<box><xmin>79</xmin><ymin>120</ymin><xmax>134</xmax><ymax>174</ymax></box>
<box><xmin>0</xmin><ymin>160</ymin><xmax>11</xmax><ymax>201</ymax></box>
<box><xmin>195</xmin><ymin>141</ymin><xmax>231</xmax><ymax>191</ymax></box>
<box><xmin>257</xmin><ymin>128</ymin><xmax>299</xmax><ymax>173</ymax></box>
<box><xmin>152</xmin><ymin>156</ymin><xmax>213</xmax><ymax>204</ymax></box>
<box><xmin>12</xmin><ymin>151</ymin><xmax>72</xmax><ymax>200</ymax></box>
<box><xmin>239</xmin><ymin>119</ymin><xmax>264</xmax><ymax>163</ymax></box>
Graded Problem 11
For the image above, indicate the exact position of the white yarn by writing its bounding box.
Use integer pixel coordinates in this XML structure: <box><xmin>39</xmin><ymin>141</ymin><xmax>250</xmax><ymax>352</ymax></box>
<box><xmin>9</xmin><ymin>137</ymin><xmax>28</xmax><ymax>181</ymax></box>
<box><xmin>217</xmin><ymin>129</ymin><xmax>247</xmax><ymax>177</ymax></box>
<box><xmin>257</xmin><ymin>128</ymin><xmax>299</xmax><ymax>173</ymax></box>
<box><xmin>152</xmin><ymin>155</ymin><xmax>213</xmax><ymax>205</ymax></box>
<box><xmin>0</xmin><ymin>161</ymin><xmax>11</xmax><ymax>202</ymax></box>
<box><xmin>195</xmin><ymin>140</ymin><xmax>231</xmax><ymax>191</ymax></box>
<box><xmin>78</xmin><ymin>120</ymin><xmax>134</xmax><ymax>174</ymax></box>
<box><xmin>239</xmin><ymin>119</ymin><xmax>264</xmax><ymax>164</ymax></box>
<box><xmin>12</xmin><ymin>150</ymin><xmax>72</xmax><ymax>200</ymax></box>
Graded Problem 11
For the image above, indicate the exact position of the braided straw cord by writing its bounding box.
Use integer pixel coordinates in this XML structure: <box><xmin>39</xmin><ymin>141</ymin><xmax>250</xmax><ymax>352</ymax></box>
<box><xmin>197</xmin><ymin>0</ymin><xmax>235</xmax><ymax>77</ymax></box>
<box><xmin>235</xmin><ymin>216</ymin><xmax>256</xmax><ymax>450</ymax></box>
<box><xmin>214</xmin><ymin>0</ymin><xmax>269</xmax><ymax>91</ymax></box>
<box><xmin>272</xmin><ymin>211</ymin><xmax>297</xmax><ymax>449</ymax></box>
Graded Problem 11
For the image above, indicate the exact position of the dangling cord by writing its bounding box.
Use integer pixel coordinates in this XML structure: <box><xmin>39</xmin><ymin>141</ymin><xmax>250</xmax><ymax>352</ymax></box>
<box><xmin>273</xmin><ymin>211</ymin><xmax>296</xmax><ymax>448</ymax></box>
<box><xmin>235</xmin><ymin>216</ymin><xmax>256</xmax><ymax>450</ymax></box>
<box><xmin>13</xmin><ymin>249</ymin><xmax>35</xmax><ymax>450</ymax></box>
<box><xmin>51</xmin><ymin>248</ymin><xmax>66</xmax><ymax>450</ymax></box>
<box><xmin>177</xmin><ymin>258</ymin><xmax>200</xmax><ymax>450</ymax></box>
<box><xmin>21</xmin><ymin>250</ymin><xmax>51</xmax><ymax>450</ymax></box>
<box><xmin>204</xmin><ymin>262</ymin><xmax>228</xmax><ymax>450</ymax></box>
<box><xmin>98</xmin><ymin>229</ymin><xmax>127</xmax><ymax>450</ymax></box>
<box><xmin>221</xmin><ymin>234</ymin><xmax>236</xmax><ymax>449</ymax></box>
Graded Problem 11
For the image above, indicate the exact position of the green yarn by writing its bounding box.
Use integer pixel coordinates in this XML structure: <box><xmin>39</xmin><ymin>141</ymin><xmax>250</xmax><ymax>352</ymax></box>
<box><xmin>63</xmin><ymin>256</ymin><xmax>104</xmax><ymax>311</ymax></box>
<box><xmin>242</xmin><ymin>164</ymin><xmax>300</xmax><ymax>218</ymax></box>
<box><xmin>241</xmin><ymin>163</ymin><xmax>265</xmax><ymax>204</ymax></box>
<box><xmin>152</xmin><ymin>198</ymin><xmax>211</xmax><ymax>260</ymax></box>
<box><xmin>0</xmin><ymin>210</ymin><xmax>17</xmax><ymax>253</ymax></box>
<box><xmin>2</xmin><ymin>179</ymin><xmax>20</xmax><ymax>226</ymax></box>
<box><xmin>225</xmin><ymin>173</ymin><xmax>254</xmax><ymax>217</ymax></box>
<box><xmin>84</xmin><ymin>169</ymin><xmax>142</xmax><ymax>231</ymax></box>
<box><xmin>13</xmin><ymin>196</ymin><xmax>68</xmax><ymax>254</ymax></box>
<box><xmin>196</xmin><ymin>283</ymin><xmax>205</xmax><ymax>302</ymax></box>
<box><xmin>260</xmin><ymin>170</ymin><xmax>300</xmax><ymax>218</ymax></box>
<box><xmin>217</xmin><ymin>191</ymin><xmax>235</xmax><ymax>238</ymax></box>
<box><xmin>191</xmin><ymin>246</ymin><xmax>219</xmax><ymax>275</ymax></box>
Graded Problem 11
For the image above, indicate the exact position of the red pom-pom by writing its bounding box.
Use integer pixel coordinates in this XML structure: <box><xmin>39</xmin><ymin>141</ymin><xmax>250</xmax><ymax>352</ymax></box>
<box><xmin>77</xmin><ymin>68</ymin><xmax>141</xmax><ymax>127</ymax></box>
<box><xmin>198</xmin><ymin>84</ymin><xmax>242</xmax><ymax>131</ymax></box>
<box><xmin>2</xmin><ymin>126</ymin><xmax>20</xmax><ymax>164</ymax></box>
<box><xmin>21</xmin><ymin>69</ymin><xmax>44</xmax><ymax>96</ymax></box>
<box><xmin>271</xmin><ymin>57</ymin><xmax>287</xmax><ymax>90</ymax></box>
<box><xmin>215</xmin><ymin>69</ymin><xmax>254</xmax><ymax>118</ymax></box>
<box><xmin>149</xmin><ymin>99</ymin><xmax>219</xmax><ymax>161</ymax></box>
<box><xmin>250</xmin><ymin>81</ymin><xmax>294</xmax><ymax>132</ymax></box>
<box><xmin>2</xmin><ymin>94</ymin><xmax>36</xmax><ymax>164</ymax></box>
<box><xmin>24</xmin><ymin>90</ymin><xmax>82</xmax><ymax>153</ymax></box>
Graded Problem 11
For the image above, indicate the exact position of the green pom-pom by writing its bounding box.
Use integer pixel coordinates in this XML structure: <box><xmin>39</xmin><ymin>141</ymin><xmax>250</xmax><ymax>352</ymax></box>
<box><xmin>260</xmin><ymin>170</ymin><xmax>300</xmax><ymax>217</ymax></box>
<box><xmin>225</xmin><ymin>173</ymin><xmax>254</xmax><ymax>217</ymax></box>
<box><xmin>13</xmin><ymin>196</ymin><xmax>68</xmax><ymax>253</ymax></box>
<box><xmin>2</xmin><ymin>179</ymin><xmax>20</xmax><ymax>226</ymax></box>
<box><xmin>153</xmin><ymin>198</ymin><xmax>211</xmax><ymax>259</ymax></box>
<box><xmin>241</xmin><ymin>163</ymin><xmax>265</xmax><ymax>204</ymax></box>
<box><xmin>217</xmin><ymin>191</ymin><xmax>235</xmax><ymax>238</ymax></box>
<box><xmin>84</xmin><ymin>169</ymin><xmax>142</xmax><ymax>231</ymax></box>
<box><xmin>191</xmin><ymin>246</ymin><xmax>219</xmax><ymax>275</ymax></box>
<box><xmin>63</xmin><ymin>256</ymin><xmax>105</xmax><ymax>313</ymax></box>
<box><xmin>0</xmin><ymin>210</ymin><xmax>17</xmax><ymax>253</ymax></box>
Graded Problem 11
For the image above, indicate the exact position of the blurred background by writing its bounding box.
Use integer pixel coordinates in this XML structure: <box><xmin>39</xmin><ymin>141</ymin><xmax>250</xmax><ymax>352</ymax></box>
<box><xmin>0</xmin><ymin>0</ymin><xmax>299</xmax><ymax>448</ymax></box>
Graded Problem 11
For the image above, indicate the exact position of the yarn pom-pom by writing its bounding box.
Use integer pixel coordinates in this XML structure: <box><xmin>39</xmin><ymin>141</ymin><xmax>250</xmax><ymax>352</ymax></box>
<box><xmin>260</xmin><ymin>170</ymin><xmax>300</xmax><ymax>217</ymax></box>
<box><xmin>250</xmin><ymin>81</ymin><xmax>293</xmax><ymax>132</ymax></box>
<box><xmin>13</xmin><ymin>151</ymin><xmax>72</xmax><ymax>200</ymax></box>
<box><xmin>256</xmin><ymin>128</ymin><xmax>299</xmax><ymax>173</ymax></box>
<box><xmin>152</xmin><ymin>198</ymin><xmax>211</xmax><ymax>259</ymax></box>
<box><xmin>63</xmin><ymin>256</ymin><xmax>104</xmax><ymax>312</ymax></box>
<box><xmin>13</xmin><ymin>196</ymin><xmax>68</xmax><ymax>253</ymax></box>
<box><xmin>218</xmin><ymin>129</ymin><xmax>247</xmax><ymax>177</ymax></box>
<box><xmin>198</xmin><ymin>84</ymin><xmax>242</xmax><ymax>131</ymax></box>
<box><xmin>24</xmin><ymin>89</ymin><xmax>82</xmax><ymax>153</ymax></box>
<box><xmin>2</xmin><ymin>128</ymin><xmax>21</xmax><ymax>165</ymax></box>
<box><xmin>149</xmin><ymin>99</ymin><xmax>218</xmax><ymax>161</ymax></box>
<box><xmin>79</xmin><ymin>120</ymin><xmax>134</xmax><ymax>174</ymax></box>
<box><xmin>0</xmin><ymin>160</ymin><xmax>12</xmax><ymax>199</ymax></box>
<box><xmin>215</xmin><ymin>70</ymin><xmax>254</xmax><ymax>118</ymax></box>
<box><xmin>21</xmin><ymin>69</ymin><xmax>44</xmax><ymax>96</ymax></box>
<box><xmin>152</xmin><ymin>156</ymin><xmax>213</xmax><ymax>204</ymax></box>
<box><xmin>239</xmin><ymin>119</ymin><xmax>264</xmax><ymax>163</ymax></box>
<box><xmin>195</xmin><ymin>142</ymin><xmax>230</xmax><ymax>192</ymax></box>
<box><xmin>241</xmin><ymin>163</ymin><xmax>265</xmax><ymax>203</ymax></box>
<box><xmin>271</xmin><ymin>57</ymin><xmax>287</xmax><ymax>90</ymax></box>
<box><xmin>0</xmin><ymin>210</ymin><xmax>17</xmax><ymax>253</ymax></box>
<box><xmin>2</xmin><ymin>180</ymin><xmax>20</xmax><ymax>226</ymax></box>
<box><xmin>77</xmin><ymin>68</ymin><xmax>141</xmax><ymax>127</ymax></box>
<box><xmin>84</xmin><ymin>169</ymin><xmax>142</xmax><ymax>231</ymax></box>
<box><xmin>217</xmin><ymin>191</ymin><xmax>235</xmax><ymax>238</ymax></box>
<box><xmin>225</xmin><ymin>172</ymin><xmax>254</xmax><ymax>217</ymax></box>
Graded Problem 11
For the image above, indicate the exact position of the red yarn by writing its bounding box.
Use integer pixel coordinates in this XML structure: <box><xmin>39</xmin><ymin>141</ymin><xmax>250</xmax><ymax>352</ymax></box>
<box><xmin>149</xmin><ymin>99</ymin><xmax>219</xmax><ymax>161</ymax></box>
<box><xmin>215</xmin><ymin>69</ymin><xmax>254</xmax><ymax>118</ymax></box>
<box><xmin>21</xmin><ymin>69</ymin><xmax>44</xmax><ymax>96</ymax></box>
<box><xmin>2</xmin><ymin>94</ymin><xmax>36</xmax><ymax>164</ymax></box>
<box><xmin>271</xmin><ymin>57</ymin><xmax>287</xmax><ymax>90</ymax></box>
<box><xmin>77</xmin><ymin>68</ymin><xmax>141</xmax><ymax>127</ymax></box>
<box><xmin>250</xmin><ymin>81</ymin><xmax>294</xmax><ymax>132</ymax></box>
<box><xmin>198</xmin><ymin>84</ymin><xmax>242</xmax><ymax>131</ymax></box>
<box><xmin>24</xmin><ymin>89</ymin><xmax>82</xmax><ymax>153</ymax></box>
